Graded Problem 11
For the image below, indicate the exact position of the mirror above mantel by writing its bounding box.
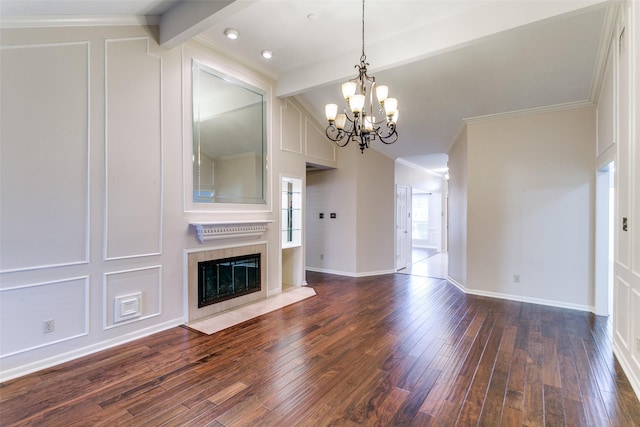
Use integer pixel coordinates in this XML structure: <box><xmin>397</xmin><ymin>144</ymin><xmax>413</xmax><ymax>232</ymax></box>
<box><xmin>192</xmin><ymin>60</ymin><xmax>267</xmax><ymax>205</ymax></box>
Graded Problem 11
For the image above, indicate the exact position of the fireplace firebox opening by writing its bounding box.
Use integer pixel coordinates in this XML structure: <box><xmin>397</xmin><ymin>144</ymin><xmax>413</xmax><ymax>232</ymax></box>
<box><xmin>198</xmin><ymin>253</ymin><xmax>261</xmax><ymax>308</ymax></box>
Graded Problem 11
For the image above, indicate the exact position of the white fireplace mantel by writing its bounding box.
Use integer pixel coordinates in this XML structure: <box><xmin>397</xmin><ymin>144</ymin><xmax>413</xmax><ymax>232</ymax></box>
<box><xmin>189</xmin><ymin>220</ymin><xmax>272</xmax><ymax>243</ymax></box>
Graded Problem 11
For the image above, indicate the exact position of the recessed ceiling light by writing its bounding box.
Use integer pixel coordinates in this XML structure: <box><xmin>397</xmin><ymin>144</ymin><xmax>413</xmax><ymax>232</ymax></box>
<box><xmin>261</xmin><ymin>50</ymin><xmax>273</xmax><ymax>59</ymax></box>
<box><xmin>224</xmin><ymin>28</ymin><xmax>239</xmax><ymax>40</ymax></box>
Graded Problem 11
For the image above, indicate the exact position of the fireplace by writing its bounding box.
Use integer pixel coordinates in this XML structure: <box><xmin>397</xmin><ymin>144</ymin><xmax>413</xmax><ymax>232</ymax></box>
<box><xmin>198</xmin><ymin>253</ymin><xmax>261</xmax><ymax>307</ymax></box>
<box><xmin>186</xmin><ymin>243</ymin><xmax>267</xmax><ymax>322</ymax></box>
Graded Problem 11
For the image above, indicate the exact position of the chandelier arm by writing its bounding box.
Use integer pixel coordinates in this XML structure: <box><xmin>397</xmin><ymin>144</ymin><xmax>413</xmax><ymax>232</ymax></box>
<box><xmin>325</xmin><ymin>126</ymin><xmax>346</xmax><ymax>143</ymax></box>
<box><xmin>376</xmin><ymin>127</ymin><xmax>398</xmax><ymax>145</ymax></box>
<box><xmin>335</xmin><ymin>137</ymin><xmax>352</xmax><ymax>148</ymax></box>
<box><xmin>343</xmin><ymin>113</ymin><xmax>355</xmax><ymax>125</ymax></box>
<box><xmin>326</xmin><ymin>125</ymin><xmax>360</xmax><ymax>148</ymax></box>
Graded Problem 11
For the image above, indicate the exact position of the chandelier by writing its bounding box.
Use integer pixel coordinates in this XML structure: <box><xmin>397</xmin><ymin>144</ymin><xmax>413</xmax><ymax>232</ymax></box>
<box><xmin>324</xmin><ymin>0</ymin><xmax>398</xmax><ymax>153</ymax></box>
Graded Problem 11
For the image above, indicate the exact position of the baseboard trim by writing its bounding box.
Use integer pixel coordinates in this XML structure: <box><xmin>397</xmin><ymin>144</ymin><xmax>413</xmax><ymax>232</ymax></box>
<box><xmin>306</xmin><ymin>267</ymin><xmax>395</xmax><ymax>278</ymax></box>
<box><xmin>0</xmin><ymin>317</ymin><xmax>184</xmax><ymax>383</ymax></box>
<box><xmin>613</xmin><ymin>341</ymin><xmax>640</xmax><ymax>401</ymax></box>
<box><xmin>446</xmin><ymin>276</ymin><xmax>592</xmax><ymax>312</ymax></box>
<box><xmin>446</xmin><ymin>276</ymin><xmax>466</xmax><ymax>293</ymax></box>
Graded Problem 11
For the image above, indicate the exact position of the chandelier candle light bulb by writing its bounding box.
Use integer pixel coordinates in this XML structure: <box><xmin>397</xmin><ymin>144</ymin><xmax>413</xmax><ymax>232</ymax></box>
<box><xmin>325</xmin><ymin>104</ymin><xmax>338</xmax><ymax>122</ymax></box>
<box><xmin>350</xmin><ymin>94</ymin><xmax>365</xmax><ymax>114</ymax></box>
<box><xmin>376</xmin><ymin>85</ymin><xmax>388</xmax><ymax>103</ymax></box>
<box><xmin>364</xmin><ymin>116</ymin><xmax>374</xmax><ymax>132</ymax></box>
<box><xmin>385</xmin><ymin>98</ymin><xmax>398</xmax><ymax>117</ymax></box>
<box><xmin>324</xmin><ymin>0</ymin><xmax>398</xmax><ymax>153</ymax></box>
<box><xmin>342</xmin><ymin>82</ymin><xmax>357</xmax><ymax>99</ymax></box>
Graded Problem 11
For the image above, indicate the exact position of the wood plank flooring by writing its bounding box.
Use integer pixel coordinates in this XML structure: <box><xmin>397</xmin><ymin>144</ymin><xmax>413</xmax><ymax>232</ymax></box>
<box><xmin>1</xmin><ymin>271</ymin><xmax>639</xmax><ymax>426</ymax></box>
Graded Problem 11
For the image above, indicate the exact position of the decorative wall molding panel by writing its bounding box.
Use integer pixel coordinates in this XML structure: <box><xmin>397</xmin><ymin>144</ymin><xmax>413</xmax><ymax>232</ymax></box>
<box><xmin>103</xmin><ymin>265</ymin><xmax>162</xmax><ymax>329</ymax></box>
<box><xmin>305</xmin><ymin>116</ymin><xmax>336</xmax><ymax>163</ymax></box>
<box><xmin>189</xmin><ymin>220</ymin><xmax>272</xmax><ymax>243</ymax></box>
<box><xmin>104</xmin><ymin>37</ymin><xmax>163</xmax><ymax>260</ymax></box>
<box><xmin>0</xmin><ymin>42</ymin><xmax>90</xmax><ymax>272</ymax></box>
<box><xmin>633</xmin><ymin>288</ymin><xmax>640</xmax><ymax>370</ymax></box>
<box><xmin>0</xmin><ymin>277</ymin><xmax>89</xmax><ymax>358</ymax></box>
<box><xmin>615</xmin><ymin>276</ymin><xmax>631</xmax><ymax>349</ymax></box>
<box><xmin>280</xmin><ymin>99</ymin><xmax>303</xmax><ymax>153</ymax></box>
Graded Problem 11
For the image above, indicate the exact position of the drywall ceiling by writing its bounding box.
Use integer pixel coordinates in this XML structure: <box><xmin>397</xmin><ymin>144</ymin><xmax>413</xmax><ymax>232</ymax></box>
<box><xmin>0</xmin><ymin>0</ymin><xmax>612</xmax><ymax>173</ymax></box>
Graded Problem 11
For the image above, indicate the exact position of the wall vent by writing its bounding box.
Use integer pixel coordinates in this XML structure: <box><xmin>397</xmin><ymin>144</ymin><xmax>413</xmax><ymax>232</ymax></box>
<box><xmin>114</xmin><ymin>292</ymin><xmax>141</xmax><ymax>323</ymax></box>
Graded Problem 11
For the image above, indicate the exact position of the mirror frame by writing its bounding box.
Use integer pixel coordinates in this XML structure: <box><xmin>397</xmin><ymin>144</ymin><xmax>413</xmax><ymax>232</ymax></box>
<box><xmin>192</xmin><ymin>60</ymin><xmax>267</xmax><ymax>205</ymax></box>
<box><xmin>183</xmin><ymin>50</ymin><xmax>272</xmax><ymax>214</ymax></box>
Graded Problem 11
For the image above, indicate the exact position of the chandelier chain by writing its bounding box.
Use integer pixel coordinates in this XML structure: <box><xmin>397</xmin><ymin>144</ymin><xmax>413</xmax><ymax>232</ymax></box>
<box><xmin>361</xmin><ymin>0</ymin><xmax>366</xmax><ymax>62</ymax></box>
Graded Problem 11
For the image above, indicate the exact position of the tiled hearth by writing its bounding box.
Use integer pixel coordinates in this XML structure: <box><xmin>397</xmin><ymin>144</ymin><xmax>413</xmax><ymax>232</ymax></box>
<box><xmin>186</xmin><ymin>286</ymin><xmax>316</xmax><ymax>335</ymax></box>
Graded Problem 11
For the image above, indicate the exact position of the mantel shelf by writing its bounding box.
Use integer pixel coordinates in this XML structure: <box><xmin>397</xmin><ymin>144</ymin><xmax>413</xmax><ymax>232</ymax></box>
<box><xmin>189</xmin><ymin>220</ymin><xmax>273</xmax><ymax>243</ymax></box>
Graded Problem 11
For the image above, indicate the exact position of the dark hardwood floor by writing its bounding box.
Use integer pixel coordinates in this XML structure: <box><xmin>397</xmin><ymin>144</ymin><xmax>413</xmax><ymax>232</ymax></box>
<box><xmin>1</xmin><ymin>271</ymin><xmax>639</xmax><ymax>426</ymax></box>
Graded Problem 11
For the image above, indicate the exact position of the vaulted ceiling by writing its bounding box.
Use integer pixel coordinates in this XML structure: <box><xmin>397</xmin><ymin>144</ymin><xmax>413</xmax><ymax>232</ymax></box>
<box><xmin>0</xmin><ymin>0</ymin><xmax>614</xmax><ymax>173</ymax></box>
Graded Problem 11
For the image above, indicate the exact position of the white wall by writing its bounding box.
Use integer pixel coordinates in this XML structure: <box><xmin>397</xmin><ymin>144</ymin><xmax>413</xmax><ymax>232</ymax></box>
<box><xmin>395</xmin><ymin>160</ymin><xmax>444</xmax><ymax>193</ymax></box>
<box><xmin>306</xmin><ymin>167</ymin><xmax>357</xmax><ymax>275</ymax></box>
<box><xmin>306</xmin><ymin>144</ymin><xmax>395</xmax><ymax>276</ymax></box>
<box><xmin>0</xmin><ymin>24</ymin><xmax>335</xmax><ymax>381</ymax></box>
<box><xmin>466</xmin><ymin>106</ymin><xmax>596</xmax><ymax>310</ymax></box>
<box><xmin>446</xmin><ymin>0</ymin><xmax>639</xmax><ymax>399</ymax></box>
<box><xmin>447</xmin><ymin>127</ymin><xmax>468</xmax><ymax>288</ymax></box>
<box><xmin>448</xmin><ymin>106</ymin><xmax>597</xmax><ymax>311</ymax></box>
<box><xmin>356</xmin><ymin>148</ymin><xmax>395</xmax><ymax>274</ymax></box>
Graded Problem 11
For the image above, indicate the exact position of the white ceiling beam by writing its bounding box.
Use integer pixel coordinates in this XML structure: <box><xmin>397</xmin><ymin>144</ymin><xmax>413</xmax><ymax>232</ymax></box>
<box><xmin>275</xmin><ymin>0</ymin><xmax>608</xmax><ymax>97</ymax></box>
<box><xmin>159</xmin><ymin>0</ymin><xmax>257</xmax><ymax>50</ymax></box>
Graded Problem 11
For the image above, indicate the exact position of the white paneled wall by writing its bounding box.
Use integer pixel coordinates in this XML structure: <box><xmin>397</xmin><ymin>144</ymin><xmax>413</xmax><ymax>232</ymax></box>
<box><xmin>0</xmin><ymin>24</ymin><xmax>333</xmax><ymax>381</ymax></box>
<box><xmin>0</xmin><ymin>42</ymin><xmax>89</xmax><ymax>272</ymax></box>
<box><xmin>0</xmin><ymin>27</ymin><xmax>182</xmax><ymax>381</ymax></box>
<box><xmin>105</xmin><ymin>37</ymin><xmax>163</xmax><ymax>260</ymax></box>
<box><xmin>596</xmin><ymin>0</ymin><xmax>640</xmax><ymax>399</ymax></box>
<box><xmin>280</xmin><ymin>97</ymin><xmax>336</xmax><ymax>166</ymax></box>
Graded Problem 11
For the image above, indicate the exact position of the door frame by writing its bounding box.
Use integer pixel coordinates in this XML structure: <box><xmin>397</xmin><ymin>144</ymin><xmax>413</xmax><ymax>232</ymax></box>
<box><xmin>395</xmin><ymin>185</ymin><xmax>410</xmax><ymax>271</ymax></box>
<box><xmin>595</xmin><ymin>161</ymin><xmax>614</xmax><ymax>316</ymax></box>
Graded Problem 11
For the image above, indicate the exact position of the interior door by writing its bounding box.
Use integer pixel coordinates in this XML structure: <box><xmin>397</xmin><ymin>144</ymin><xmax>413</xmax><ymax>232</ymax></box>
<box><xmin>396</xmin><ymin>185</ymin><xmax>409</xmax><ymax>270</ymax></box>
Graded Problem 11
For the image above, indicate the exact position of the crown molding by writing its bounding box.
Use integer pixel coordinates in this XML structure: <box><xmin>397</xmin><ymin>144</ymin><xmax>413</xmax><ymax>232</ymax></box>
<box><xmin>0</xmin><ymin>15</ymin><xmax>159</xmax><ymax>29</ymax></box>
<box><xmin>463</xmin><ymin>100</ymin><xmax>595</xmax><ymax>125</ymax></box>
<box><xmin>588</xmin><ymin>2</ymin><xmax>623</xmax><ymax>103</ymax></box>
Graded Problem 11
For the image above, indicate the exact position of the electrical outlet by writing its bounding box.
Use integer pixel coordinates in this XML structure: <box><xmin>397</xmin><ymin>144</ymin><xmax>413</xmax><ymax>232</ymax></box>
<box><xmin>513</xmin><ymin>274</ymin><xmax>520</xmax><ymax>283</ymax></box>
<box><xmin>43</xmin><ymin>319</ymin><xmax>55</xmax><ymax>333</ymax></box>
<box><xmin>320</xmin><ymin>254</ymin><xmax>324</xmax><ymax>260</ymax></box>
<box><xmin>636</xmin><ymin>337</ymin><xmax>640</xmax><ymax>352</ymax></box>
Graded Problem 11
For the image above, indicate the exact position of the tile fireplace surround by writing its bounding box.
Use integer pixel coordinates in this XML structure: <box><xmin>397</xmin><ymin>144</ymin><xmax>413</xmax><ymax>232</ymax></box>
<box><xmin>186</xmin><ymin>243</ymin><xmax>267</xmax><ymax>323</ymax></box>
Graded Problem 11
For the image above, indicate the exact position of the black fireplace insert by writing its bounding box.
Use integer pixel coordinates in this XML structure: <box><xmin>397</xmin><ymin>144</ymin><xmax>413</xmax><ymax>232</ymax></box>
<box><xmin>198</xmin><ymin>253</ymin><xmax>261</xmax><ymax>308</ymax></box>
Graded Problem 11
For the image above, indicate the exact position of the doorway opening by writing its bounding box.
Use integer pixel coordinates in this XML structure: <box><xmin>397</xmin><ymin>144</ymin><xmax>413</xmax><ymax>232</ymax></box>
<box><xmin>595</xmin><ymin>162</ymin><xmax>615</xmax><ymax>316</ymax></box>
<box><xmin>411</xmin><ymin>190</ymin><xmax>442</xmax><ymax>255</ymax></box>
<box><xmin>397</xmin><ymin>188</ymin><xmax>448</xmax><ymax>278</ymax></box>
